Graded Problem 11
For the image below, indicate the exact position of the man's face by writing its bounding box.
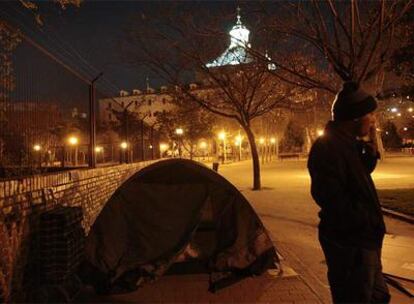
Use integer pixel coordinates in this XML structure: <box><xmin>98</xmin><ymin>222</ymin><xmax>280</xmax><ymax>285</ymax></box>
<box><xmin>355</xmin><ymin>112</ymin><xmax>376</xmax><ymax>137</ymax></box>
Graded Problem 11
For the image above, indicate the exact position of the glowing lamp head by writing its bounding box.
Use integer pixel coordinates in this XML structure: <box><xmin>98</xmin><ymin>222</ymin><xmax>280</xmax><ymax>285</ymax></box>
<box><xmin>218</xmin><ymin>131</ymin><xmax>226</xmax><ymax>141</ymax></box>
<box><xmin>175</xmin><ymin>128</ymin><xmax>184</xmax><ymax>135</ymax></box>
<box><xmin>120</xmin><ymin>142</ymin><xmax>128</xmax><ymax>149</ymax></box>
<box><xmin>317</xmin><ymin>129</ymin><xmax>324</xmax><ymax>137</ymax></box>
<box><xmin>159</xmin><ymin>143</ymin><xmax>168</xmax><ymax>152</ymax></box>
<box><xmin>68</xmin><ymin>136</ymin><xmax>78</xmax><ymax>145</ymax></box>
<box><xmin>33</xmin><ymin>144</ymin><xmax>41</xmax><ymax>151</ymax></box>
<box><xmin>199</xmin><ymin>141</ymin><xmax>207</xmax><ymax>149</ymax></box>
<box><xmin>270</xmin><ymin>137</ymin><xmax>276</xmax><ymax>144</ymax></box>
<box><xmin>95</xmin><ymin>146</ymin><xmax>103</xmax><ymax>153</ymax></box>
<box><xmin>259</xmin><ymin>137</ymin><xmax>265</xmax><ymax>145</ymax></box>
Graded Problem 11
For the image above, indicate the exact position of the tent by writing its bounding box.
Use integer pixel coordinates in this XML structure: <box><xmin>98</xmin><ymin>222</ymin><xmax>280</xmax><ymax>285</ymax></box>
<box><xmin>84</xmin><ymin>159</ymin><xmax>278</xmax><ymax>294</ymax></box>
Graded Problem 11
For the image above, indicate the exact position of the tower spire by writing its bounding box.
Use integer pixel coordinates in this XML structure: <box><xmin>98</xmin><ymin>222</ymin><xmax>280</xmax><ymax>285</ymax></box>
<box><xmin>236</xmin><ymin>6</ymin><xmax>241</xmax><ymax>25</ymax></box>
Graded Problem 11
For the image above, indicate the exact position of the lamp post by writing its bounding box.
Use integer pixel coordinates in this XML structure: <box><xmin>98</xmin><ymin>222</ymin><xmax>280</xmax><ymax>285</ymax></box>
<box><xmin>218</xmin><ymin>131</ymin><xmax>226</xmax><ymax>164</ymax></box>
<box><xmin>235</xmin><ymin>134</ymin><xmax>242</xmax><ymax>161</ymax></box>
<box><xmin>89</xmin><ymin>72</ymin><xmax>103</xmax><ymax>168</ymax></box>
<box><xmin>95</xmin><ymin>146</ymin><xmax>103</xmax><ymax>164</ymax></box>
<box><xmin>270</xmin><ymin>137</ymin><xmax>276</xmax><ymax>161</ymax></box>
<box><xmin>33</xmin><ymin>144</ymin><xmax>41</xmax><ymax>167</ymax></box>
<box><xmin>199</xmin><ymin>141</ymin><xmax>207</xmax><ymax>160</ymax></box>
<box><xmin>175</xmin><ymin>128</ymin><xmax>184</xmax><ymax>157</ymax></box>
<box><xmin>259</xmin><ymin>137</ymin><xmax>265</xmax><ymax>164</ymax></box>
<box><xmin>68</xmin><ymin>136</ymin><xmax>79</xmax><ymax>166</ymax></box>
<box><xmin>120</xmin><ymin>141</ymin><xmax>128</xmax><ymax>163</ymax></box>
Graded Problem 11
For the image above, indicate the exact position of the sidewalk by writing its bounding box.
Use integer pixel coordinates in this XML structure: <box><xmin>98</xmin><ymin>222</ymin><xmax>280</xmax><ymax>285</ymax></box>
<box><xmin>77</xmin><ymin>262</ymin><xmax>323</xmax><ymax>303</ymax></box>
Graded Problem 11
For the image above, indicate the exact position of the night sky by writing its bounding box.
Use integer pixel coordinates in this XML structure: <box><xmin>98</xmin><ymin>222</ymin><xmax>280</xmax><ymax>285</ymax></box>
<box><xmin>1</xmin><ymin>1</ymin><xmax>238</xmax><ymax>110</ymax></box>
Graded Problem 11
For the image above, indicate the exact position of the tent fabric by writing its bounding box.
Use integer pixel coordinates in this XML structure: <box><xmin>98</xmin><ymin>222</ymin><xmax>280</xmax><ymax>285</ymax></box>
<box><xmin>84</xmin><ymin>159</ymin><xmax>278</xmax><ymax>293</ymax></box>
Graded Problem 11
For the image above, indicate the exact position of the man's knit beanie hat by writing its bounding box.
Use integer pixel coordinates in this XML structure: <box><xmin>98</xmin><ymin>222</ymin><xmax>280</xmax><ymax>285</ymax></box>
<box><xmin>331</xmin><ymin>81</ymin><xmax>377</xmax><ymax>121</ymax></box>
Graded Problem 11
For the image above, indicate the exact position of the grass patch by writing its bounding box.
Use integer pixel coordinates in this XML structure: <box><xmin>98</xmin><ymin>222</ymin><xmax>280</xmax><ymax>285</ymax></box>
<box><xmin>377</xmin><ymin>189</ymin><xmax>414</xmax><ymax>217</ymax></box>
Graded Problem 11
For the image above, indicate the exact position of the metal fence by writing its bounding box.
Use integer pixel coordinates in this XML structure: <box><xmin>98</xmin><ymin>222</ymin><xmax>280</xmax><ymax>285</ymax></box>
<box><xmin>0</xmin><ymin>11</ymin><xmax>160</xmax><ymax>179</ymax></box>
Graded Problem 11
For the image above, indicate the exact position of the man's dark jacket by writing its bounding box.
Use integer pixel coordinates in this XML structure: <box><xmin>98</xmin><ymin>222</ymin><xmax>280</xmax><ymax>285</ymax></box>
<box><xmin>308</xmin><ymin>121</ymin><xmax>386</xmax><ymax>250</ymax></box>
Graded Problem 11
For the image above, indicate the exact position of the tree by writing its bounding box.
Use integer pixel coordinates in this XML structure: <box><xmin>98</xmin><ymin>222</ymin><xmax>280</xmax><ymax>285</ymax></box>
<box><xmin>0</xmin><ymin>1</ymin><xmax>82</xmax><ymax>96</ymax></box>
<box><xmin>255</xmin><ymin>0</ymin><xmax>413</xmax><ymax>94</ymax></box>
<box><xmin>0</xmin><ymin>22</ymin><xmax>20</xmax><ymax>100</ymax></box>
<box><xmin>388</xmin><ymin>12</ymin><xmax>414</xmax><ymax>96</ymax></box>
<box><xmin>123</xmin><ymin>4</ymin><xmax>306</xmax><ymax>190</ymax></box>
<box><xmin>17</xmin><ymin>0</ymin><xmax>82</xmax><ymax>25</ymax></box>
<box><xmin>156</xmin><ymin>100</ymin><xmax>216</xmax><ymax>159</ymax></box>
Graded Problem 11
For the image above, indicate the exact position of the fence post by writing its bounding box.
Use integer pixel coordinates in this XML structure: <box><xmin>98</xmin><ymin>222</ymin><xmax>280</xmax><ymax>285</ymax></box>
<box><xmin>89</xmin><ymin>72</ymin><xmax>103</xmax><ymax>168</ymax></box>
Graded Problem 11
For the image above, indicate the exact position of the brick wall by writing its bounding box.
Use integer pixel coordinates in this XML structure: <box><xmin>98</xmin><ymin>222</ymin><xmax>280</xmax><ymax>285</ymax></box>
<box><xmin>0</xmin><ymin>161</ymin><xmax>156</xmax><ymax>302</ymax></box>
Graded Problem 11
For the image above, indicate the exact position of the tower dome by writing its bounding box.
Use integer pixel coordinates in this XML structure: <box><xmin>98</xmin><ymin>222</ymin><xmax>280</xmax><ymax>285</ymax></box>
<box><xmin>229</xmin><ymin>7</ymin><xmax>250</xmax><ymax>48</ymax></box>
<box><xmin>206</xmin><ymin>7</ymin><xmax>253</xmax><ymax>68</ymax></box>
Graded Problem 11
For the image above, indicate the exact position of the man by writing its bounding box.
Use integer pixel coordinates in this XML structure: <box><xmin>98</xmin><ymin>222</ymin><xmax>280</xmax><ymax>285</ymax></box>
<box><xmin>308</xmin><ymin>82</ymin><xmax>390</xmax><ymax>303</ymax></box>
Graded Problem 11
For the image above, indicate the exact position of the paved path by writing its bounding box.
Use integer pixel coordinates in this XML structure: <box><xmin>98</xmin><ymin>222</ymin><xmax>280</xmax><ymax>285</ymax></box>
<box><xmin>79</xmin><ymin>272</ymin><xmax>321</xmax><ymax>303</ymax></box>
<box><xmin>218</xmin><ymin>157</ymin><xmax>414</xmax><ymax>304</ymax></box>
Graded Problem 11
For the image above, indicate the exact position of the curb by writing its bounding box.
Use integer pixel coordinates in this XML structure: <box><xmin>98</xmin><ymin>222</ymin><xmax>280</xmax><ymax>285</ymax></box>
<box><xmin>382</xmin><ymin>207</ymin><xmax>414</xmax><ymax>225</ymax></box>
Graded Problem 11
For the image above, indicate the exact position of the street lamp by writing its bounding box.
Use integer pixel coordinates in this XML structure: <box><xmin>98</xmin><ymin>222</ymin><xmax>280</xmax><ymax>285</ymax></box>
<box><xmin>235</xmin><ymin>134</ymin><xmax>242</xmax><ymax>161</ymax></box>
<box><xmin>95</xmin><ymin>146</ymin><xmax>103</xmax><ymax>164</ymax></box>
<box><xmin>175</xmin><ymin>128</ymin><xmax>184</xmax><ymax>157</ymax></box>
<box><xmin>199</xmin><ymin>141</ymin><xmax>207</xmax><ymax>149</ymax></box>
<box><xmin>259</xmin><ymin>137</ymin><xmax>265</xmax><ymax>145</ymax></box>
<box><xmin>270</xmin><ymin>137</ymin><xmax>277</xmax><ymax>160</ymax></box>
<box><xmin>120</xmin><ymin>141</ymin><xmax>128</xmax><ymax>163</ymax></box>
<box><xmin>199</xmin><ymin>141</ymin><xmax>207</xmax><ymax>160</ymax></box>
<box><xmin>33</xmin><ymin>144</ymin><xmax>42</xmax><ymax>167</ymax></box>
<box><xmin>218</xmin><ymin>131</ymin><xmax>226</xmax><ymax>164</ymax></box>
<box><xmin>259</xmin><ymin>137</ymin><xmax>265</xmax><ymax>164</ymax></box>
<box><xmin>68</xmin><ymin>136</ymin><xmax>79</xmax><ymax>166</ymax></box>
<box><xmin>68</xmin><ymin>136</ymin><xmax>79</xmax><ymax>145</ymax></box>
<box><xmin>317</xmin><ymin>129</ymin><xmax>324</xmax><ymax>137</ymax></box>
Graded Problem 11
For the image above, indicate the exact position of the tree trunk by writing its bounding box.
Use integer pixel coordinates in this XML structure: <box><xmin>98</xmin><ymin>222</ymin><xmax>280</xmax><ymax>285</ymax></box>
<box><xmin>243</xmin><ymin>125</ymin><xmax>261</xmax><ymax>190</ymax></box>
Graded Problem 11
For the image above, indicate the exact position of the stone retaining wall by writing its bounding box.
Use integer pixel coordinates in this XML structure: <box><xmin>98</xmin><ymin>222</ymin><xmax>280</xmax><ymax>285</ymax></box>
<box><xmin>0</xmin><ymin>161</ymin><xmax>156</xmax><ymax>302</ymax></box>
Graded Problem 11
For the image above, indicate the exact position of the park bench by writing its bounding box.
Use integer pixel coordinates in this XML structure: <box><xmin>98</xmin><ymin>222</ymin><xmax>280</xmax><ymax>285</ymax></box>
<box><xmin>278</xmin><ymin>153</ymin><xmax>301</xmax><ymax>161</ymax></box>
